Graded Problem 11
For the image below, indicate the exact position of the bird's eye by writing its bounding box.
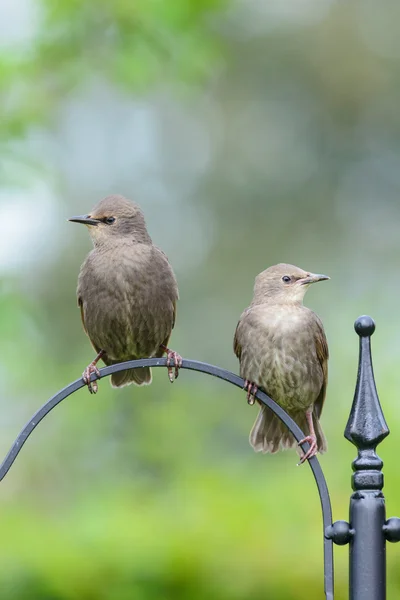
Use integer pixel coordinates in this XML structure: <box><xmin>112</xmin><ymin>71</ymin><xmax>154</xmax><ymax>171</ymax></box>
<box><xmin>282</xmin><ymin>276</ymin><xmax>291</xmax><ymax>283</ymax></box>
<box><xmin>104</xmin><ymin>217</ymin><xmax>115</xmax><ymax>224</ymax></box>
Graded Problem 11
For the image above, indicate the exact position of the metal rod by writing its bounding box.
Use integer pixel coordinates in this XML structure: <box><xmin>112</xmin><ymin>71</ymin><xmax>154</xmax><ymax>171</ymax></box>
<box><xmin>349</xmin><ymin>490</ymin><xmax>386</xmax><ymax>600</ymax></box>
<box><xmin>0</xmin><ymin>357</ymin><xmax>334</xmax><ymax>599</ymax></box>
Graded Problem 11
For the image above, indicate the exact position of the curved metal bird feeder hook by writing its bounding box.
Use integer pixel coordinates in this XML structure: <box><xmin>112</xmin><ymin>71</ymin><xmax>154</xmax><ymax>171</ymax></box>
<box><xmin>0</xmin><ymin>358</ymin><xmax>334</xmax><ymax>600</ymax></box>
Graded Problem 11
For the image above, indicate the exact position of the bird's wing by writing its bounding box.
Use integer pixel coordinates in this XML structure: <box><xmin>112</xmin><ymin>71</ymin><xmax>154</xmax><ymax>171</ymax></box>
<box><xmin>156</xmin><ymin>299</ymin><xmax>177</xmax><ymax>357</ymax></box>
<box><xmin>233</xmin><ymin>308</ymin><xmax>252</xmax><ymax>360</ymax></box>
<box><xmin>233</xmin><ymin>321</ymin><xmax>242</xmax><ymax>360</ymax></box>
<box><xmin>153</xmin><ymin>245</ymin><xmax>179</xmax><ymax>328</ymax></box>
<box><xmin>155</xmin><ymin>245</ymin><xmax>169</xmax><ymax>261</ymax></box>
<box><xmin>172</xmin><ymin>299</ymin><xmax>177</xmax><ymax>330</ymax></box>
<box><xmin>78</xmin><ymin>294</ymin><xmax>102</xmax><ymax>355</ymax></box>
<box><xmin>78</xmin><ymin>295</ymin><xmax>87</xmax><ymax>335</ymax></box>
<box><xmin>313</xmin><ymin>315</ymin><xmax>329</xmax><ymax>419</ymax></box>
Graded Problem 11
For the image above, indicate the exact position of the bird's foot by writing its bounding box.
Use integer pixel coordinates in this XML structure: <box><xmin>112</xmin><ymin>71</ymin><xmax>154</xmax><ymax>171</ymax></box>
<box><xmin>82</xmin><ymin>352</ymin><xmax>104</xmax><ymax>394</ymax></box>
<box><xmin>297</xmin><ymin>434</ymin><xmax>318</xmax><ymax>465</ymax></box>
<box><xmin>243</xmin><ymin>380</ymin><xmax>258</xmax><ymax>405</ymax></box>
<box><xmin>163</xmin><ymin>347</ymin><xmax>182</xmax><ymax>382</ymax></box>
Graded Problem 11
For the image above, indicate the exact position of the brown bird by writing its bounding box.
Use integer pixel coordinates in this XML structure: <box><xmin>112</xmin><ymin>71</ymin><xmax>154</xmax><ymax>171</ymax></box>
<box><xmin>69</xmin><ymin>194</ymin><xmax>181</xmax><ymax>393</ymax></box>
<box><xmin>233</xmin><ymin>263</ymin><xmax>329</xmax><ymax>463</ymax></box>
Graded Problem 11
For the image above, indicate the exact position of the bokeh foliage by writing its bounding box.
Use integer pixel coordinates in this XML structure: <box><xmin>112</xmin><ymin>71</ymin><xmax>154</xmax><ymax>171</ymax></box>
<box><xmin>1</xmin><ymin>0</ymin><xmax>225</xmax><ymax>140</ymax></box>
<box><xmin>2</xmin><ymin>0</ymin><xmax>400</xmax><ymax>598</ymax></box>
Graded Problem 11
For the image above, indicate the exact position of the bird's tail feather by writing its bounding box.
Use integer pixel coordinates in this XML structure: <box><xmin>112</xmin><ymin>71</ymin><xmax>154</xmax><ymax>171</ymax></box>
<box><xmin>312</xmin><ymin>412</ymin><xmax>328</xmax><ymax>454</ymax></box>
<box><xmin>110</xmin><ymin>366</ymin><xmax>152</xmax><ymax>388</ymax></box>
<box><xmin>249</xmin><ymin>405</ymin><xmax>327</xmax><ymax>456</ymax></box>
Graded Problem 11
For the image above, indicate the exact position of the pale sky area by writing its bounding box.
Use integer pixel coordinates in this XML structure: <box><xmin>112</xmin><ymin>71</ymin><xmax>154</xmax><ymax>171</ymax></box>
<box><xmin>0</xmin><ymin>0</ymin><xmax>39</xmax><ymax>50</ymax></box>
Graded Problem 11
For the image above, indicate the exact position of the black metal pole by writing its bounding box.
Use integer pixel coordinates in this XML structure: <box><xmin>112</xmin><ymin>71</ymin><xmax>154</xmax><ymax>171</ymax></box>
<box><xmin>345</xmin><ymin>316</ymin><xmax>389</xmax><ymax>600</ymax></box>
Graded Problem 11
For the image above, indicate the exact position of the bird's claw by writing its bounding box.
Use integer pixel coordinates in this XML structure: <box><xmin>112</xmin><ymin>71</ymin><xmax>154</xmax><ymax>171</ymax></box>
<box><xmin>82</xmin><ymin>363</ymin><xmax>101</xmax><ymax>394</ymax></box>
<box><xmin>244</xmin><ymin>380</ymin><xmax>258</xmax><ymax>405</ymax></box>
<box><xmin>166</xmin><ymin>350</ymin><xmax>183</xmax><ymax>382</ymax></box>
<box><xmin>297</xmin><ymin>434</ymin><xmax>318</xmax><ymax>465</ymax></box>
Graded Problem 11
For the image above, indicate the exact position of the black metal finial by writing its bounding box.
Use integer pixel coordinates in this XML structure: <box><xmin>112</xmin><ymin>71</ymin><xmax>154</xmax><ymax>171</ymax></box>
<box><xmin>345</xmin><ymin>316</ymin><xmax>389</xmax><ymax>453</ymax></box>
<box><xmin>344</xmin><ymin>316</ymin><xmax>390</xmax><ymax>600</ymax></box>
<box><xmin>354</xmin><ymin>314</ymin><xmax>375</xmax><ymax>337</ymax></box>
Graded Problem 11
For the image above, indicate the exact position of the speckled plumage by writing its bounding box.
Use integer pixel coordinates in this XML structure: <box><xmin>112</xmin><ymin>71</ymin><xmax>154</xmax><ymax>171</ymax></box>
<box><xmin>234</xmin><ymin>263</ymin><xmax>329</xmax><ymax>456</ymax></box>
<box><xmin>75</xmin><ymin>195</ymin><xmax>179</xmax><ymax>388</ymax></box>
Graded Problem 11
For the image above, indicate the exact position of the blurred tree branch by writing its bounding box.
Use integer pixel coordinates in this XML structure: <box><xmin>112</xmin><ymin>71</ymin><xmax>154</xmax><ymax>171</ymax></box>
<box><xmin>0</xmin><ymin>0</ymin><xmax>227</xmax><ymax>142</ymax></box>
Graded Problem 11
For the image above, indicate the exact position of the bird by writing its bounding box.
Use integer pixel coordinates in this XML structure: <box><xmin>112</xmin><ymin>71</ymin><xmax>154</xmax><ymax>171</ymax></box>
<box><xmin>233</xmin><ymin>263</ymin><xmax>329</xmax><ymax>463</ymax></box>
<box><xmin>69</xmin><ymin>194</ymin><xmax>181</xmax><ymax>393</ymax></box>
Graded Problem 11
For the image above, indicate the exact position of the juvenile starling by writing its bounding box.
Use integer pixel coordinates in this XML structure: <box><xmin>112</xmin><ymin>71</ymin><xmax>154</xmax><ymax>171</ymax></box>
<box><xmin>233</xmin><ymin>263</ymin><xmax>329</xmax><ymax>463</ymax></box>
<box><xmin>69</xmin><ymin>194</ymin><xmax>181</xmax><ymax>393</ymax></box>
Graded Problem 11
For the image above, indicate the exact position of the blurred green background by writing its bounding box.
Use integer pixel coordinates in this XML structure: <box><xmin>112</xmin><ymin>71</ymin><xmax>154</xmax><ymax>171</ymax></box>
<box><xmin>1</xmin><ymin>0</ymin><xmax>400</xmax><ymax>598</ymax></box>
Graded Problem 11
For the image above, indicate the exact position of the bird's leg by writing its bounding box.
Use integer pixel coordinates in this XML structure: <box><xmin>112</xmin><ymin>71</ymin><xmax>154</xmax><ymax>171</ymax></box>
<box><xmin>243</xmin><ymin>380</ymin><xmax>258</xmax><ymax>405</ymax></box>
<box><xmin>82</xmin><ymin>350</ymin><xmax>105</xmax><ymax>394</ymax></box>
<box><xmin>297</xmin><ymin>410</ymin><xmax>318</xmax><ymax>464</ymax></box>
<box><xmin>160</xmin><ymin>344</ymin><xmax>182</xmax><ymax>382</ymax></box>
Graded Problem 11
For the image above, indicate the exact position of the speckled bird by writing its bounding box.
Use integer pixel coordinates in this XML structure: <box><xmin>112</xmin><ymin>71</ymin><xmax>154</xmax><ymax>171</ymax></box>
<box><xmin>234</xmin><ymin>263</ymin><xmax>329</xmax><ymax>463</ymax></box>
<box><xmin>69</xmin><ymin>194</ymin><xmax>181</xmax><ymax>393</ymax></box>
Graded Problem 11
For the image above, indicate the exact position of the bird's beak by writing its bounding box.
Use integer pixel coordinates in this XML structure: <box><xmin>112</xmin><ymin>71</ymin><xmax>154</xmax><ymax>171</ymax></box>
<box><xmin>68</xmin><ymin>215</ymin><xmax>101</xmax><ymax>226</ymax></box>
<box><xmin>299</xmin><ymin>273</ymin><xmax>330</xmax><ymax>285</ymax></box>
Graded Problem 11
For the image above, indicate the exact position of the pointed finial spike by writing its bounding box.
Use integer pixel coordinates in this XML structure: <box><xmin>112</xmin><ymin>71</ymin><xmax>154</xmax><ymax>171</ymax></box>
<box><xmin>345</xmin><ymin>315</ymin><xmax>389</xmax><ymax>451</ymax></box>
<box><xmin>354</xmin><ymin>315</ymin><xmax>375</xmax><ymax>337</ymax></box>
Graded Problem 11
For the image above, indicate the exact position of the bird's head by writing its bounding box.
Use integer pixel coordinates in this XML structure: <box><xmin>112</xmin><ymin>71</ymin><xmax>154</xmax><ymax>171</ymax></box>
<box><xmin>253</xmin><ymin>263</ymin><xmax>329</xmax><ymax>305</ymax></box>
<box><xmin>69</xmin><ymin>195</ymin><xmax>152</xmax><ymax>246</ymax></box>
